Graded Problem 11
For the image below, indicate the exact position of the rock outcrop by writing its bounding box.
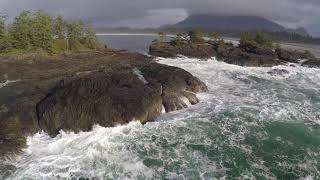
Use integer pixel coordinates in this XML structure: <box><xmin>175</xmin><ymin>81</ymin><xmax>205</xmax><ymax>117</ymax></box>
<box><xmin>0</xmin><ymin>49</ymin><xmax>208</xmax><ymax>157</ymax></box>
<box><xmin>149</xmin><ymin>41</ymin><xmax>319</xmax><ymax>68</ymax></box>
<box><xmin>275</xmin><ymin>48</ymin><xmax>316</xmax><ymax>63</ymax></box>
<box><xmin>37</xmin><ymin>63</ymin><xmax>207</xmax><ymax>137</ymax></box>
<box><xmin>301</xmin><ymin>59</ymin><xmax>320</xmax><ymax>68</ymax></box>
<box><xmin>149</xmin><ymin>41</ymin><xmax>217</xmax><ymax>59</ymax></box>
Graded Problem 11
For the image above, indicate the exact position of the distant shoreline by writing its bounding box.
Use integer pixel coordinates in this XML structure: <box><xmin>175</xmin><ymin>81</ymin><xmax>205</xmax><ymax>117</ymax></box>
<box><xmin>97</xmin><ymin>33</ymin><xmax>320</xmax><ymax>58</ymax></box>
<box><xmin>96</xmin><ymin>33</ymin><xmax>175</xmax><ymax>37</ymax></box>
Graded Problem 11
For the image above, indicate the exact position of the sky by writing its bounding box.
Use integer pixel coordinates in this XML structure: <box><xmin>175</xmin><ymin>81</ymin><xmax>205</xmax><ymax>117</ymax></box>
<box><xmin>0</xmin><ymin>0</ymin><xmax>319</xmax><ymax>36</ymax></box>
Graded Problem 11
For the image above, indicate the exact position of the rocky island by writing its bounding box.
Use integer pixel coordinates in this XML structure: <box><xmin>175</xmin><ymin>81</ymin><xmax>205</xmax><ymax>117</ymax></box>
<box><xmin>149</xmin><ymin>31</ymin><xmax>320</xmax><ymax>68</ymax></box>
<box><xmin>0</xmin><ymin>48</ymin><xmax>208</xmax><ymax>158</ymax></box>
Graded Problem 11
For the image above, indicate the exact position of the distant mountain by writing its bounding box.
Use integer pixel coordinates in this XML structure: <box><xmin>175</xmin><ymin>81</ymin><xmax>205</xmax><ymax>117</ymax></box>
<box><xmin>169</xmin><ymin>15</ymin><xmax>309</xmax><ymax>36</ymax></box>
<box><xmin>286</xmin><ymin>27</ymin><xmax>309</xmax><ymax>37</ymax></box>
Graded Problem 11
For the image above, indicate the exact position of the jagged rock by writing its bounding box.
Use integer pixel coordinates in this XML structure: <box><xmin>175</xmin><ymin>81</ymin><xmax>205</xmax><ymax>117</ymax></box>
<box><xmin>181</xmin><ymin>91</ymin><xmax>199</xmax><ymax>105</ymax></box>
<box><xmin>149</xmin><ymin>41</ymin><xmax>217</xmax><ymax>59</ymax></box>
<box><xmin>301</xmin><ymin>58</ymin><xmax>320</xmax><ymax>68</ymax></box>
<box><xmin>0</xmin><ymin>49</ymin><xmax>208</xmax><ymax>156</ymax></box>
<box><xmin>37</xmin><ymin>71</ymin><xmax>163</xmax><ymax>136</ymax></box>
<box><xmin>217</xmin><ymin>46</ymin><xmax>282</xmax><ymax>67</ymax></box>
<box><xmin>149</xmin><ymin>41</ymin><xmax>318</xmax><ymax>68</ymax></box>
<box><xmin>267</xmin><ymin>69</ymin><xmax>290</xmax><ymax>77</ymax></box>
<box><xmin>36</xmin><ymin>61</ymin><xmax>208</xmax><ymax>137</ymax></box>
<box><xmin>275</xmin><ymin>48</ymin><xmax>315</xmax><ymax>63</ymax></box>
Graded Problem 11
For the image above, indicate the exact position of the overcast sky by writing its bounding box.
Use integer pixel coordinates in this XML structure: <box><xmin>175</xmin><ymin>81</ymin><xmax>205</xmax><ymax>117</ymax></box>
<box><xmin>0</xmin><ymin>0</ymin><xmax>319</xmax><ymax>36</ymax></box>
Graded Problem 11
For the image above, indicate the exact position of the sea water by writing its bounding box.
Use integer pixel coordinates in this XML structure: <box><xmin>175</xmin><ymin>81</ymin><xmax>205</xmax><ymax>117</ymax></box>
<box><xmin>1</xmin><ymin>35</ymin><xmax>320</xmax><ymax>179</ymax></box>
<box><xmin>2</xmin><ymin>56</ymin><xmax>319</xmax><ymax>179</ymax></box>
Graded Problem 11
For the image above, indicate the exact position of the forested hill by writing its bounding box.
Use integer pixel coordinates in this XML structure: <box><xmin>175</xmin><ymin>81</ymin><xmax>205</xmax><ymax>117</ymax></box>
<box><xmin>169</xmin><ymin>15</ymin><xmax>308</xmax><ymax>36</ymax></box>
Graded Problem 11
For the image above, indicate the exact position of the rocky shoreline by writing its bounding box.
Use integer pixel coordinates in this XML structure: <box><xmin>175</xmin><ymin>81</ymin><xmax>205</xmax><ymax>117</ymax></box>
<box><xmin>1</xmin><ymin>38</ymin><xmax>319</xmax><ymax>159</ymax></box>
<box><xmin>149</xmin><ymin>40</ymin><xmax>320</xmax><ymax>68</ymax></box>
<box><xmin>0</xmin><ymin>48</ymin><xmax>207</xmax><ymax>158</ymax></box>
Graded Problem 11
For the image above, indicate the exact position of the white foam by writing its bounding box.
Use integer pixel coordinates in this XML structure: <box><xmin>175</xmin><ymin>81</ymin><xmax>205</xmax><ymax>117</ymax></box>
<box><xmin>4</xmin><ymin>55</ymin><xmax>320</xmax><ymax>179</ymax></box>
<box><xmin>132</xmin><ymin>68</ymin><xmax>148</xmax><ymax>84</ymax></box>
<box><xmin>179</xmin><ymin>96</ymin><xmax>192</xmax><ymax>107</ymax></box>
<box><xmin>0</xmin><ymin>79</ymin><xmax>20</xmax><ymax>89</ymax></box>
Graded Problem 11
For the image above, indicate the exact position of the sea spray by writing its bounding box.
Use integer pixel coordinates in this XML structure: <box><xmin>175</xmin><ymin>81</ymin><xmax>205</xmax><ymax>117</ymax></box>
<box><xmin>3</xmin><ymin>56</ymin><xmax>320</xmax><ymax>179</ymax></box>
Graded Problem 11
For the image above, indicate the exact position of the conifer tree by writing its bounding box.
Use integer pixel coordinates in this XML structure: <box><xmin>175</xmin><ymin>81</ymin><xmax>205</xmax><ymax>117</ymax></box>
<box><xmin>53</xmin><ymin>15</ymin><xmax>66</xmax><ymax>40</ymax></box>
<box><xmin>83</xmin><ymin>24</ymin><xmax>98</xmax><ymax>49</ymax></box>
<box><xmin>9</xmin><ymin>11</ymin><xmax>33</xmax><ymax>50</ymax></box>
<box><xmin>67</xmin><ymin>21</ymin><xmax>84</xmax><ymax>50</ymax></box>
<box><xmin>30</xmin><ymin>10</ymin><xmax>54</xmax><ymax>52</ymax></box>
<box><xmin>0</xmin><ymin>16</ymin><xmax>5</xmax><ymax>39</ymax></box>
<box><xmin>0</xmin><ymin>16</ymin><xmax>11</xmax><ymax>53</ymax></box>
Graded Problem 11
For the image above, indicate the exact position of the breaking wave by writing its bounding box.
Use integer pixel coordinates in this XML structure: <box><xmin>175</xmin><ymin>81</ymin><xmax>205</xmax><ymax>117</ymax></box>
<box><xmin>2</xmin><ymin>56</ymin><xmax>320</xmax><ymax>179</ymax></box>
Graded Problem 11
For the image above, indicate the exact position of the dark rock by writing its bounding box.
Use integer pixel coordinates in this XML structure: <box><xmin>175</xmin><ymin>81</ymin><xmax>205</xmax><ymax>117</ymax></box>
<box><xmin>149</xmin><ymin>41</ymin><xmax>318</xmax><ymax>68</ymax></box>
<box><xmin>267</xmin><ymin>69</ymin><xmax>290</xmax><ymax>77</ymax></box>
<box><xmin>221</xmin><ymin>47</ymin><xmax>282</xmax><ymax>67</ymax></box>
<box><xmin>37</xmin><ymin>63</ymin><xmax>207</xmax><ymax>137</ymax></box>
<box><xmin>275</xmin><ymin>48</ymin><xmax>315</xmax><ymax>63</ymax></box>
<box><xmin>0</xmin><ymin>49</ymin><xmax>208</xmax><ymax>156</ymax></box>
<box><xmin>37</xmin><ymin>71</ymin><xmax>163</xmax><ymax>136</ymax></box>
<box><xmin>301</xmin><ymin>58</ymin><xmax>320</xmax><ymax>68</ymax></box>
<box><xmin>150</xmin><ymin>41</ymin><xmax>282</xmax><ymax>67</ymax></box>
<box><xmin>149</xmin><ymin>41</ymin><xmax>217</xmax><ymax>59</ymax></box>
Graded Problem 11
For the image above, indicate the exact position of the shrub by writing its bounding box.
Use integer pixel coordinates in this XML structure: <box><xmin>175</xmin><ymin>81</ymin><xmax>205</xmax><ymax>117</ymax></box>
<box><xmin>67</xmin><ymin>21</ymin><xmax>85</xmax><ymax>51</ymax></box>
<box><xmin>83</xmin><ymin>24</ymin><xmax>98</xmax><ymax>49</ymax></box>
<box><xmin>254</xmin><ymin>31</ymin><xmax>273</xmax><ymax>49</ymax></box>
<box><xmin>188</xmin><ymin>29</ymin><xmax>204</xmax><ymax>43</ymax></box>
<box><xmin>240</xmin><ymin>31</ymin><xmax>274</xmax><ymax>49</ymax></box>
<box><xmin>171</xmin><ymin>32</ymin><xmax>187</xmax><ymax>45</ymax></box>
<box><xmin>52</xmin><ymin>39</ymin><xmax>68</xmax><ymax>53</ymax></box>
<box><xmin>209</xmin><ymin>32</ymin><xmax>221</xmax><ymax>41</ymax></box>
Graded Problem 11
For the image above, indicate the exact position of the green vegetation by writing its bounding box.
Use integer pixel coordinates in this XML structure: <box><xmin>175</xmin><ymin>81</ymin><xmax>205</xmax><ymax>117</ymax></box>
<box><xmin>0</xmin><ymin>16</ymin><xmax>12</xmax><ymax>53</ymax></box>
<box><xmin>170</xmin><ymin>32</ymin><xmax>188</xmax><ymax>45</ymax></box>
<box><xmin>188</xmin><ymin>29</ymin><xmax>204</xmax><ymax>43</ymax></box>
<box><xmin>209</xmin><ymin>32</ymin><xmax>222</xmax><ymax>41</ymax></box>
<box><xmin>0</xmin><ymin>10</ymin><xmax>100</xmax><ymax>56</ymax></box>
<box><xmin>240</xmin><ymin>31</ymin><xmax>274</xmax><ymax>49</ymax></box>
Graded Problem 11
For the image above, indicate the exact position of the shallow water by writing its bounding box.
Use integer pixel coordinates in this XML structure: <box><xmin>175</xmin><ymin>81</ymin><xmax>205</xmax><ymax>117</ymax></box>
<box><xmin>2</xmin><ymin>56</ymin><xmax>320</xmax><ymax>179</ymax></box>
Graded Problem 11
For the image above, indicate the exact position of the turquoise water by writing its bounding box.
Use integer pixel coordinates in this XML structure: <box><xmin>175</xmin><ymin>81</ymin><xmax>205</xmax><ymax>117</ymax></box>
<box><xmin>1</xmin><ymin>35</ymin><xmax>320</xmax><ymax>179</ymax></box>
<box><xmin>3</xmin><ymin>56</ymin><xmax>320</xmax><ymax>179</ymax></box>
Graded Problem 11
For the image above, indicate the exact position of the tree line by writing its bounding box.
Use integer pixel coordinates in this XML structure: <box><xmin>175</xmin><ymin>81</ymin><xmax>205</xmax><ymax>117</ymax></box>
<box><xmin>0</xmin><ymin>10</ymin><xmax>100</xmax><ymax>55</ymax></box>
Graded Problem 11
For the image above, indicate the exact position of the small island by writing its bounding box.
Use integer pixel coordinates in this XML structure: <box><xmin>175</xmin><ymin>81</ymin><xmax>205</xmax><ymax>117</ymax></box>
<box><xmin>149</xmin><ymin>30</ymin><xmax>320</xmax><ymax>68</ymax></box>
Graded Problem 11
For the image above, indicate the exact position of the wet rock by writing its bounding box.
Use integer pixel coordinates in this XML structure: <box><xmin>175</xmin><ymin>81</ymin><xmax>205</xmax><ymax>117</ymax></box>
<box><xmin>181</xmin><ymin>91</ymin><xmax>200</xmax><ymax>105</ymax></box>
<box><xmin>149</xmin><ymin>41</ymin><xmax>318</xmax><ymax>68</ymax></box>
<box><xmin>149</xmin><ymin>41</ymin><xmax>217</xmax><ymax>59</ymax></box>
<box><xmin>162</xmin><ymin>93</ymin><xmax>188</xmax><ymax>112</ymax></box>
<box><xmin>0</xmin><ymin>49</ymin><xmax>208</xmax><ymax>155</ymax></box>
<box><xmin>267</xmin><ymin>69</ymin><xmax>290</xmax><ymax>77</ymax></box>
<box><xmin>275</xmin><ymin>48</ymin><xmax>315</xmax><ymax>63</ymax></box>
<box><xmin>218</xmin><ymin>47</ymin><xmax>282</xmax><ymax>67</ymax></box>
<box><xmin>301</xmin><ymin>58</ymin><xmax>320</xmax><ymax>68</ymax></box>
<box><xmin>37</xmin><ymin>71</ymin><xmax>163</xmax><ymax>137</ymax></box>
<box><xmin>36</xmin><ymin>59</ymin><xmax>208</xmax><ymax>137</ymax></box>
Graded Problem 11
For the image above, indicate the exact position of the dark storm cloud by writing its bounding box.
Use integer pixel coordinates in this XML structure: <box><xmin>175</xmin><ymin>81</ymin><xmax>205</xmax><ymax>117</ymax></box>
<box><xmin>0</xmin><ymin>0</ymin><xmax>319</xmax><ymax>36</ymax></box>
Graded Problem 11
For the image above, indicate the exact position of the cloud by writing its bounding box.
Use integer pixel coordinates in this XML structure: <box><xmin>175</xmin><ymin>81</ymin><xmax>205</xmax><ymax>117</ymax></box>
<box><xmin>0</xmin><ymin>0</ymin><xmax>319</xmax><ymax>36</ymax></box>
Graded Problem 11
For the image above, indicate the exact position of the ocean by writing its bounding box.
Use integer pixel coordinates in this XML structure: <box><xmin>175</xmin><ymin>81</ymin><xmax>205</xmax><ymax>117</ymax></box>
<box><xmin>2</xmin><ymin>34</ymin><xmax>320</xmax><ymax>179</ymax></box>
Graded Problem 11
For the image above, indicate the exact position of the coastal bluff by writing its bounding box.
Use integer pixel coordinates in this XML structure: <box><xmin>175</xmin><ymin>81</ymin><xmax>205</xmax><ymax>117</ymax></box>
<box><xmin>149</xmin><ymin>40</ymin><xmax>320</xmax><ymax>68</ymax></box>
<box><xmin>0</xmin><ymin>48</ymin><xmax>207</xmax><ymax>158</ymax></box>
